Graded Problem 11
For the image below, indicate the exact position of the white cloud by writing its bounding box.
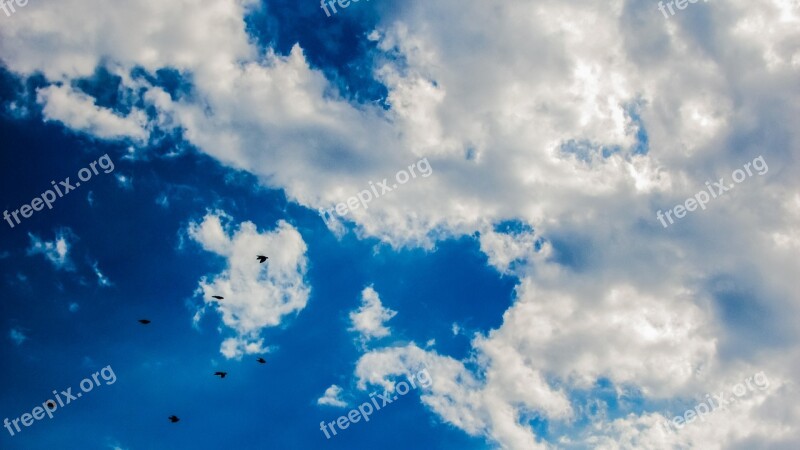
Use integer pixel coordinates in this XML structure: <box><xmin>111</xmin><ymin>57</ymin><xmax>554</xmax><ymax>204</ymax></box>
<box><xmin>9</xmin><ymin>328</ymin><xmax>27</xmax><ymax>346</ymax></box>
<box><xmin>36</xmin><ymin>85</ymin><xmax>147</xmax><ymax>140</ymax></box>
<box><xmin>2</xmin><ymin>0</ymin><xmax>799</xmax><ymax>446</ymax></box>
<box><xmin>116</xmin><ymin>174</ymin><xmax>133</xmax><ymax>190</ymax></box>
<box><xmin>349</xmin><ymin>286</ymin><xmax>397</xmax><ymax>340</ymax></box>
<box><xmin>355</xmin><ymin>343</ymin><xmax>562</xmax><ymax>450</ymax></box>
<box><xmin>219</xmin><ymin>336</ymin><xmax>268</xmax><ymax>359</ymax></box>
<box><xmin>574</xmin><ymin>375</ymin><xmax>797</xmax><ymax>450</ymax></box>
<box><xmin>93</xmin><ymin>262</ymin><xmax>112</xmax><ymax>287</ymax></box>
<box><xmin>473</xmin><ymin>281</ymin><xmax>717</xmax><ymax>397</ymax></box>
<box><xmin>317</xmin><ymin>385</ymin><xmax>348</xmax><ymax>408</ymax></box>
<box><xmin>478</xmin><ymin>227</ymin><xmax>544</xmax><ymax>276</ymax></box>
<box><xmin>27</xmin><ymin>230</ymin><xmax>74</xmax><ymax>271</ymax></box>
<box><xmin>188</xmin><ymin>212</ymin><xmax>310</xmax><ymax>359</ymax></box>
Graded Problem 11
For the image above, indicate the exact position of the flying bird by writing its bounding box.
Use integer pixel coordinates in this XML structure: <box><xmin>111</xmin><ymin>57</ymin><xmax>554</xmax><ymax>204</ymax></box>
<box><xmin>257</xmin><ymin>255</ymin><xmax>268</xmax><ymax>263</ymax></box>
<box><xmin>138</xmin><ymin>319</ymin><xmax>151</xmax><ymax>324</ymax></box>
<box><xmin>256</xmin><ymin>357</ymin><xmax>266</xmax><ymax>364</ymax></box>
<box><xmin>214</xmin><ymin>371</ymin><xmax>227</xmax><ymax>378</ymax></box>
<box><xmin>169</xmin><ymin>415</ymin><xmax>180</xmax><ymax>423</ymax></box>
<box><xmin>211</xmin><ymin>295</ymin><xmax>224</xmax><ymax>300</ymax></box>
<box><xmin>46</xmin><ymin>401</ymin><xmax>56</xmax><ymax>409</ymax></box>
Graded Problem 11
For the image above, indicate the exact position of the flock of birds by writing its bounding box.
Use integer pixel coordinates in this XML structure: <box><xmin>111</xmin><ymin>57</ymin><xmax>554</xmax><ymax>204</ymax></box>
<box><xmin>138</xmin><ymin>255</ymin><xmax>270</xmax><ymax>424</ymax></box>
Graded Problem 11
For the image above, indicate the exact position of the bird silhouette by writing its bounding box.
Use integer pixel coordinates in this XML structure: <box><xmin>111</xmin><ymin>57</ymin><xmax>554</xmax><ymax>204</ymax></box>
<box><xmin>46</xmin><ymin>401</ymin><xmax>56</xmax><ymax>409</ymax></box>
<box><xmin>211</xmin><ymin>295</ymin><xmax>224</xmax><ymax>300</ymax></box>
<box><xmin>138</xmin><ymin>319</ymin><xmax>151</xmax><ymax>324</ymax></box>
<box><xmin>169</xmin><ymin>415</ymin><xmax>180</xmax><ymax>423</ymax></box>
<box><xmin>214</xmin><ymin>371</ymin><xmax>227</xmax><ymax>378</ymax></box>
<box><xmin>257</xmin><ymin>255</ymin><xmax>268</xmax><ymax>263</ymax></box>
<box><xmin>256</xmin><ymin>357</ymin><xmax>266</xmax><ymax>364</ymax></box>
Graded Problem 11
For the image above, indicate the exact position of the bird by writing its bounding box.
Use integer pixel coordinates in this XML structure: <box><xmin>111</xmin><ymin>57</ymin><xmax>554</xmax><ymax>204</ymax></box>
<box><xmin>257</xmin><ymin>255</ymin><xmax>268</xmax><ymax>263</ymax></box>
<box><xmin>214</xmin><ymin>371</ymin><xmax>227</xmax><ymax>378</ymax></box>
<box><xmin>138</xmin><ymin>319</ymin><xmax>151</xmax><ymax>324</ymax></box>
<box><xmin>168</xmin><ymin>415</ymin><xmax>180</xmax><ymax>423</ymax></box>
<box><xmin>211</xmin><ymin>295</ymin><xmax>224</xmax><ymax>300</ymax></box>
<box><xmin>46</xmin><ymin>401</ymin><xmax>56</xmax><ymax>409</ymax></box>
<box><xmin>256</xmin><ymin>357</ymin><xmax>266</xmax><ymax>364</ymax></box>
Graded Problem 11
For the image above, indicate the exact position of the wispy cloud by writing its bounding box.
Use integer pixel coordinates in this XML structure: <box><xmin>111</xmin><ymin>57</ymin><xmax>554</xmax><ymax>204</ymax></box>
<box><xmin>26</xmin><ymin>229</ymin><xmax>74</xmax><ymax>271</ymax></box>
<box><xmin>116</xmin><ymin>174</ymin><xmax>132</xmax><ymax>190</ymax></box>
<box><xmin>93</xmin><ymin>262</ymin><xmax>113</xmax><ymax>287</ymax></box>
<box><xmin>9</xmin><ymin>328</ymin><xmax>27</xmax><ymax>346</ymax></box>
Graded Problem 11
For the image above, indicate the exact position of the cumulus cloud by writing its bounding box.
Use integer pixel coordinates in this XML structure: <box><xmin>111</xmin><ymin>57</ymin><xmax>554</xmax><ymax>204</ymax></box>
<box><xmin>355</xmin><ymin>343</ymin><xmax>563</xmax><ymax>450</ymax></box>
<box><xmin>355</xmin><ymin>339</ymin><xmax>795</xmax><ymax>449</ymax></box>
<box><xmin>349</xmin><ymin>286</ymin><xmax>397</xmax><ymax>341</ymax></box>
<box><xmin>188</xmin><ymin>212</ymin><xmax>310</xmax><ymax>359</ymax></box>
<box><xmin>572</xmin><ymin>374</ymin><xmax>796</xmax><ymax>450</ymax></box>
<box><xmin>478</xmin><ymin>226</ymin><xmax>544</xmax><ymax>276</ymax></box>
<box><xmin>27</xmin><ymin>229</ymin><xmax>74</xmax><ymax>271</ymax></box>
<box><xmin>474</xmin><ymin>281</ymin><xmax>717</xmax><ymax>396</ymax></box>
<box><xmin>2</xmin><ymin>0</ymin><xmax>799</xmax><ymax>446</ymax></box>
<box><xmin>317</xmin><ymin>385</ymin><xmax>348</xmax><ymax>408</ymax></box>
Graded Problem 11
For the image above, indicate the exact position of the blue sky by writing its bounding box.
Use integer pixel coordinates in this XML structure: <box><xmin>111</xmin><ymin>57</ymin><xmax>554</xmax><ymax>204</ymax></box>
<box><xmin>1</xmin><ymin>0</ymin><xmax>799</xmax><ymax>449</ymax></box>
<box><xmin>0</xmin><ymin>97</ymin><xmax>502</xmax><ymax>448</ymax></box>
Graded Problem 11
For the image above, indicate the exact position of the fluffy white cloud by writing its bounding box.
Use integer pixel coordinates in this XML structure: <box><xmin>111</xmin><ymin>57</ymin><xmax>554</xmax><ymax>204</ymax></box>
<box><xmin>2</xmin><ymin>0</ymin><xmax>799</xmax><ymax>446</ymax></box>
<box><xmin>317</xmin><ymin>385</ymin><xmax>348</xmax><ymax>408</ymax></box>
<box><xmin>355</xmin><ymin>343</ymin><xmax>561</xmax><ymax>450</ymax></box>
<box><xmin>478</xmin><ymin>227</ymin><xmax>543</xmax><ymax>276</ymax></box>
<box><xmin>474</xmin><ymin>281</ymin><xmax>717</xmax><ymax>397</ymax></box>
<box><xmin>356</xmin><ymin>339</ymin><xmax>797</xmax><ymax>449</ymax></box>
<box><xmin>573</xmin><ymin>374</ymin><xmax>797</xmax><ymax>450</ymax></box>
<box><xmin>349</xmin><ymin>286</ymin><xmax>397</xmax><ymax>340</ymax></box>
<box><xmin>188</xmin><ymin>212</ymin><xmax>310</xmax><ymax>359</ymax></box>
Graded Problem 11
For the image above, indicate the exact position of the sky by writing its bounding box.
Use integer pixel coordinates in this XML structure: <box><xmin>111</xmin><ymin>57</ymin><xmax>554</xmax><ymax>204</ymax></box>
<box><xmin>0</xmin><ymin>0</ymin><xmax>798</xmax><ymax>449</ymax></box>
